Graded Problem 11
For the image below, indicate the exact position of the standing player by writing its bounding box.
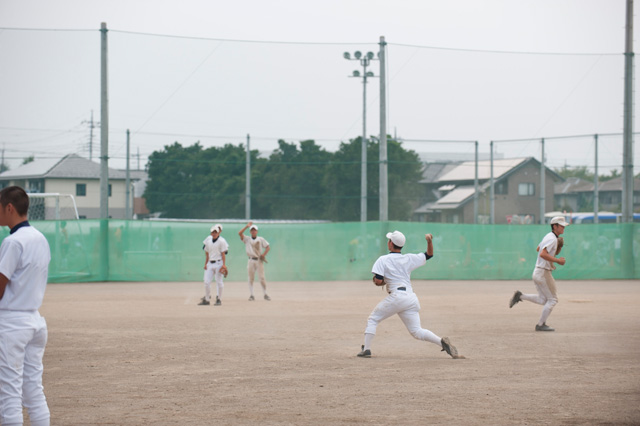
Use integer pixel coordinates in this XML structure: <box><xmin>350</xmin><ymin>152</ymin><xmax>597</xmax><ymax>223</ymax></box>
<box><xmin>238</xmin><ymin>222</ymin><xmax>271</xmax><ymax>301</ymax></box>
<box><xmin>357</xmin><ymin>230</ymin><xmax>462</xmax><ymax>359</ymax></box>
<box><xmin>509</xmin><ymin>216</ymin><xmax>569</xmax><ymax>331</ymax></box>
<box><xmin>0</xmin><ymin>186</ymin><xmax>51</xmax><ymax>426</ymax></box>
<box><xmin>198</xmin><ymin>224</ymin><xmax>229</xmax><ymax>306</ymax></box>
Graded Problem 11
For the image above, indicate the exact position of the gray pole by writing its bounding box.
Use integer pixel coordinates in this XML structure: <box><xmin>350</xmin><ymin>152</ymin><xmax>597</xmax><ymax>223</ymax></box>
<box><xmin>125</xmin><ymin>129</ymin><xmax>131</xmax><ymax>219</ymax></box>
<box><xmin>361</xmin><ymin>60</ymin><xmax>368</xmax><ymax>222</ymax></box>
<box><xmin>379</xmin><ymin>36</ymin><xmax>388</xmax><ymax>222</ymax></box>
<box><xmin>100</xmin><ymin>22</ymin><xmax>109</xmax><ymax>220</ymax></box>
<box><xmin>594</xmin><ymin>134</ymin><xmax>599</xmax><ymax>224</ymax></box>
<box><xmin>622</xmin><ymin>0</ymin><xmax>634</xmax><ymax>223</ymax></box>
<box><xmin>246</xmin><ymin>133</ymin><xmax>251</xmax><ymax>220</ymax></box>
<box><xmin>490</xmin><ymin>141</ymin><xmax>495</xmax><ymax>224</ymax></box>
<box><xmin>540</xmin><ymin>138</ymin><xmax>546</xmax><ymax>224</ymax></box>
<box><xmin>99</xmin><ymin>22</ymin><xmax>109</xmax><ymax>281</ymax></box>
<box><xmin>474</xmin><ymin>141</ymin><xmax>478</xmax><ymax>224</ymax></box>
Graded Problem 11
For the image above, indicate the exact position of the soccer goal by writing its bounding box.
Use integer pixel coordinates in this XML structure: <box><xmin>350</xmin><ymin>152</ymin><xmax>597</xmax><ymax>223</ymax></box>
<box><xmin>27</xmin><ymin>193</ymin><xmax>80</xmax><ymax>220</ymax></box>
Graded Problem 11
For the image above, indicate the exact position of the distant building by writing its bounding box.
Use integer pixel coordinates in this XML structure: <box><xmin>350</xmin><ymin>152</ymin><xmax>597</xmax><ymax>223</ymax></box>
<box><xmin>0</xmin><ymin>154</ymin><xmax>145</xmax><ymax>219</ymax></box>
<box><xmin>554</xmin><ymin>176</ymin><xmax>640</xmax><ymax>213</ymax></box>
<box><xmin>414</xmin><ymin>157</ymin><xmax>564</xmax><ymax>224</ymax></box>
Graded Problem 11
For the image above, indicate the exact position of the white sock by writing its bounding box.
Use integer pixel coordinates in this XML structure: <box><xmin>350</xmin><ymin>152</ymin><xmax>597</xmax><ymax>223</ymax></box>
<box><xmin>364</xmin><ymin>333</ymin><xmax>374</xmax><ymax>350</ymax></box>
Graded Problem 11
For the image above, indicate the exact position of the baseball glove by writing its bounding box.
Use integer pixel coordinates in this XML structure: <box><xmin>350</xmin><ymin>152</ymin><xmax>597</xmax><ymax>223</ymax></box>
<box><xmin>372</xmin><ymin>276</ymin><xmax>386</xmax><ymax>287</ymax></box>
<box><xmin>220</xmin><ymin>265</ymin><xmax>228</xmax><ymax>278</ymax></box>
<box><xmin>556</xmin><ymin>237</ymin><xmax>564</xmax><ymax>254</ymax></box>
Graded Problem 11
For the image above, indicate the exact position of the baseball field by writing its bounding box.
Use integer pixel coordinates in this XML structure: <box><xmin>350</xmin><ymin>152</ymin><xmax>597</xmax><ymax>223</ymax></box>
<box><xmin>39</xmin><ymin>279</ymin><xmax>639</xmax><ymax>425</ymax></box>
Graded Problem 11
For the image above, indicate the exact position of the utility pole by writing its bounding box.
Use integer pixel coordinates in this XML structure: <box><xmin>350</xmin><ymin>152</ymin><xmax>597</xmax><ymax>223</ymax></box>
<box><xmin>100</xmin><ymin>22</ymin><xmax>109</xmax><ymax>281</ymax></box>
<box><xmin>622</xmin><ymin>0</ymin><xmax>634</xmax><ymax>223</ymax></box>
<box><xmin>246</xmin><ymin>134</ymin><xmax>251</xmax><ymax>220</ymax></box>
<box><xmin>540</xmin><ymin>138</ymin><xmax>546</xmax><ymax>225</ymax></box>
<box><xmin>379</xmin><ymin>36</ymin><xmax>388</xmax><ymax>222</ymax></box>
<box><xmin>137</xmin><ymin>147</ymin><xmax>140</xmax><ymax>170</ymax></box>
<box><xmin>126</xmin><ymin>129</ymin><xmax>131</xmax><ymax>220</ymax></box>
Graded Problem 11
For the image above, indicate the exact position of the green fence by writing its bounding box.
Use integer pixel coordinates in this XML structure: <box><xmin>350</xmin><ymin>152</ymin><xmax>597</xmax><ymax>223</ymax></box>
<box><xmin>1</xmin><ymin>220</ymin><xmax>637</xmax><ymax>282</ymax></box>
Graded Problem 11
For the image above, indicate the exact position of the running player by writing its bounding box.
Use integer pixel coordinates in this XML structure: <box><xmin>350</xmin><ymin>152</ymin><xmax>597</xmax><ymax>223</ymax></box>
<box><xmin>199</xmin><ymin>224</ymin><xmax>228</xmax><ymax>306</ymax></box>
<box><xmin>357</xmin><ymin>230</ymin><xmax>462</xmax><ymax>359</ymax></box>
<box><xmin>0</xmin><ymin>186</ymin><xmax>51</xmax><ymax>426</ymax></box>
<box><xmin>509</xmin><ymin>216</ymin><xmax>569</xmax><ymax>331</ymax></box>
<box><xmin>238</xmin><ymin>222</ymin><xmax>271</xmax><ymax>301</ymax></box>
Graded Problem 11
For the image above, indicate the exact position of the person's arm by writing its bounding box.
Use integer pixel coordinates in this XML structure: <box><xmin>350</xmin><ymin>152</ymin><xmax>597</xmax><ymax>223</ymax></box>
<box><xmin>239</xmin><ymin>222</ymin><xmax>252</xmax><ymax>241</ymax></box>
<box><xmin>372</xmin><ymin>274</ymin><xmax>384</xmax><ymax>286</ymax></box>
<box><xmin>425</xmin><ymin>234</ymin><xmax>434</xmax><ymax>257</ymax></box>
<box><xmin>222</xmin><ymin>251</ymin><xmax>226</xmax><ymax>267</ymax></box>
<box><xmin>0</xmin><ymin>273</ymin><xmax>8</xmax><ymax>300</ymax></box>
<box><xmin>261</xmin><ymin>245</ymin><xmax>270</xmax><ymax>260</ymax></box>
<box><xmin>540</xmin><ymin>248</ymin><xmax>566</xmax><ymax>266</ymax></box>
<box><xmin>204</xmin><ymin>251</ymin><xmax>209</xmax><ymax>270</ymax></box>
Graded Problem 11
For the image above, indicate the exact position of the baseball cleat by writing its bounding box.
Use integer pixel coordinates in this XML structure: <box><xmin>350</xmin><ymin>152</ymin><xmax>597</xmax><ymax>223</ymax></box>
<box><xmin>357</xmin><ymin>345</ymin><xmax>371</xmax><ymax>358</ymax></box>
<box><xmin>441</xmin><ymin>337</ymin><xmax>461</xmax><ymax>359</ymax></box>
<box><xmin>214</xmin><ymin>297</ymin><xmax>221</xmax><ymax>306</ymax></box>
<box><xmin>248</xmin><ymin>295</ymin><xmax>255</xmax><ymax>301</ymax></box>
<box><xmin>535</xmin><ymin>323</ymin><xmax>555</xmax><ymax>332</ymax></box>
<box><xmin>198</xmin><ymin>297</ymin><xmax>210</xmax><ymax>306</ymax></box>
<box><xmin>264</xmin><ymin>294</ymin><xmax>271</xmax><ymax>301</ymax></box>
<box><xmin>509</xmin><ymin>290</ymin><xmax>523</xmax><ymax>308</ymax></box>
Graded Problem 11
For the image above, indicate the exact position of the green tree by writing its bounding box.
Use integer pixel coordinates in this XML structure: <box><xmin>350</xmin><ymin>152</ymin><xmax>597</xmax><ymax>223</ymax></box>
<box><xmin>554</xmin><ymin>165</ymin><xmax>593</xmax><ymax>181</ymax></box>
<box><xmin>22</xmin><ymin>155</ymin><xmax>34</xmax><ymax>165</ymax></box>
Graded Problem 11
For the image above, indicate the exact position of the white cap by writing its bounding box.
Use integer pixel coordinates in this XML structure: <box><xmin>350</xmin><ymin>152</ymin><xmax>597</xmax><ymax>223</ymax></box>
<box><xmin>386</xmin><ymin>230</ymin><xmax>406</xmax><ymax>247</ymax></box>
<box><xmin>210</xmin><ymin>225</ymin><xmax>221</xmax><ymax>233</ymax></box>
<box><xmin>215</xmin><ymin>223</ymin><xmax>223</xmax><ymax>232</ymax></box>
<box><xmin>250</xmin><ymin>225</ymin><xmax>258</xmax><ymax>231</ymax></box>
<box><xmin>550</xmin><ymin>216</ymin><xmax>569</xmax><ymax>226</ymax></box>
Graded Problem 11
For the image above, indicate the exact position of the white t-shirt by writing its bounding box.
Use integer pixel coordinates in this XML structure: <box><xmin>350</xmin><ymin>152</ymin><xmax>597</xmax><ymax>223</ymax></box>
<box><xmin>371</xmin><ymin>252</ymin><xmax>428</xmax><ymax>292</ymax></box>
<box><xmin>203</xmin><ymin>235</ymin><xmax>229</xmax><ymax>262</ymax></box>
<box><xmin>0</xmin><ymin>224</ymin><xmax>51</xmax><ymax>311</ymax></box>
<box><xmin>242</xmin><ymin>235</ymin><xmax>269</xmax><ymax>258</ymax></box>
<box><xmin>535</xmin><ymin>231</ymin><xmax>559</xmax><ymax>270</ymax></box>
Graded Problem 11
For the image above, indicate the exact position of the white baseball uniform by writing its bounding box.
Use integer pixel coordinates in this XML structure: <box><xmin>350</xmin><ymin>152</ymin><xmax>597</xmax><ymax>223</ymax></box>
<box><xmin>0</xmin><ymin>221</ymin><xmax>51</xmax><ymax>426</ymax></box>
<box><xmin>202</xmin><ymin>235</ymin><xmax>229</xmax><ymax>302</ymax></box>
<box><xmin>521</xmin><ymin>231</ymin><xmax>560</xmax><ymax>325</ymax></box>
<box><xmin>242</xmin><ymin>235</ymin><xmax>269</xmax><ymax>297</ymax></box>
<box><xmin>363</xmin><ymin>251</ymin><xmax>442</xmax><ymax>350</ymax></box>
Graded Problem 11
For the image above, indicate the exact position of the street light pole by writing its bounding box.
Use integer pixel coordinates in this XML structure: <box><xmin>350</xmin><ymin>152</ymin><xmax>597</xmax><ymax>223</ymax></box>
<box><xmin>344</xmin><ymin>50</ymin><xmax>377</xmax><ymax>222</ymax></box>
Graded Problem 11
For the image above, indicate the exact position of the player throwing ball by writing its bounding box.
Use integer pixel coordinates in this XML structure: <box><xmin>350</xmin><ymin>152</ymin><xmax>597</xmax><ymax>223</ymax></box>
<box><xmin>357</xmin><ymin>231</ymin><xmax>462</xmax><ymax>359</ymax></box>
<box><xmin>509</xmin><ymin>216</ymin><xmax>569</xmax><ymax>331</ymax></box>
<box><xmin>199</xmin><ymin>224</ymin><xmax>228</xmax><ymax>306</ymax></box>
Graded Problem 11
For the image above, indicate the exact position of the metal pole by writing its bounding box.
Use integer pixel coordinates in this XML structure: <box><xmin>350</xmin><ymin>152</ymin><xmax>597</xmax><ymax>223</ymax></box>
<box><xmin>379</xmin><ymin>36</ymin><xmax>388</xmax><ymax>222</ymax></box>
<box><xmin>126</xmin><ymin>129</ymin><xmax>131</xmax><ymax>219</ymax></box>
<box><xmin>474</xmin><ymin>141</ymin><xmax>478</xmax><ymax>224</ymax></box>
<box><xmin>246</xmin><ymin>133</ymin><xmax>251</xmax><ymax>220</ymax></box>
<box><xmin>361</xmin><ymin>59</ymin><xmax>368</xmax><ymax>222</ymax></box>
<box><xmin>540</xmin><ymin>138</ymin><xmax>546</xmax><ymax>224</ymax></box>
<box><xmin>100</xmin><ymin>22</ymin><xmax>109</xmax><ymax>220</ymax></box>
<box><xmin>490</xmin><ymin>141</ymin><xmax>494</xmax><ymax>224</ymax></box>
<box><xmin>622</xmin><ymin>0</ymin><xmax>635</xmax><ymax>223</ymax></box>
<box><xmin>100</xmin><ymin>22</ymin><xmax>109</xmax><ymax>281</ymax></box>
<box><xmin>594</xmin><ymin>134</ymin><xmax>599</xmax><ymax>224</ymax></box>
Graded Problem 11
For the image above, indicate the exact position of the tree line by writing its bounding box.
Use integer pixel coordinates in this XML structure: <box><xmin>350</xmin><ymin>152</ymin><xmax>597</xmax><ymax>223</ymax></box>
<box><xmin>143</xmin><ymin>137</ymin><xmax>423</xmax><ymax>221</ymax></box>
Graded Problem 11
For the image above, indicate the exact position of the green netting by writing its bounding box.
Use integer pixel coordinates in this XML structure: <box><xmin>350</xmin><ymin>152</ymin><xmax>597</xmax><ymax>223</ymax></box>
<box><xmin>2</xmin><ymin>220</ymin><xmax>637</xmax><ymax>282</ymax></box>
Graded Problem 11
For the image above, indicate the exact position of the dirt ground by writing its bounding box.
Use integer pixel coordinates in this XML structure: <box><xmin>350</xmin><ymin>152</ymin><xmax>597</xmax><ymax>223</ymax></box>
<box><xmin>33</xmin><ymin>279</ymin><xmax>640</xmax><ymax>425</ymax></box>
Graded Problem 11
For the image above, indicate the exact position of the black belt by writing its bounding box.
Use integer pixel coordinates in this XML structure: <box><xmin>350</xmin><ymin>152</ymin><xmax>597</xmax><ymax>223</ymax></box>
<box><xmin>210</xmin><ymin>260</ymin><xmax>219</xmax><ymax>263</ymax></box>
<box><xmin>397</xmin><ymin>287</ymin><xmax>406</xmax><ymax>291</ymax></box>
<box><xmin>250</xmin><ymin>257</ymin><xmax>259</xmax><ymax>260</ymax></box>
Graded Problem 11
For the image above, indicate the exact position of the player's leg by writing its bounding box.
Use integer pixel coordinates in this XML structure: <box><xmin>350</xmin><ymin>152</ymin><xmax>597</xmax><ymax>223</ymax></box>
<box><xmin>257</xmin><ymin>262</ymin><xmax>269</xmax><ymax>300</ymax></box>
<box><xmin>214</xmin><ymin>264</ymin><xmax>224</xmax><ymax>305</ymax></box>
<box><xmin>22</xmin><ymin>317</ymin><xmax>50</xmax><ymax>426</ymax></box>
<box><xmin>247</xmin><ymin>260</ymin><xmax>256</xmax><ymax>300</ymax></box>
<box><xmin>0</xmin><ymin>324</ymin><xmax>29</xmax><ymax>426</ymax></box>
<box><xmin>359</xmin><ymin>294</ymin><xmax>400</xmax><ymax>356</ymax></box>
<box><xmin>396</xmin><ymin>295</ymin><xmax>441</xmax><ymax>345</ymax></box>
<box><xmin>536</xmin><ymin>270</ymin><xmax>558</xmax><ymax>330</ymax></box>
<box><xmin>200</xmin><ymin>265</ymin><xmax>213</xmax><ymax>305</ymax></box>
<box><xmin>520</xmin><ymin>269</ymin><xmax>548</xmax><ymax>305</ymax></box>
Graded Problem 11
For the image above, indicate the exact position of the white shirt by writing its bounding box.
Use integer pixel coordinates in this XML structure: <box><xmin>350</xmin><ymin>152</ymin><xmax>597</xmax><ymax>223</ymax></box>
<box><xmin>203</xmin><ymin>235</ymin><xmax>229</xmax><ymax>262</ymax></box>
<box><xmin>371</xmin><ymin>252</ymin><xmax>428</xmax><ymax>292</ymax></box>
<box><xmin>0</xmin><ymin>224</ymin><xmax>51</xmax><ymax>311</ymax></box>
<box><xmin>242</xmin><ymin>235</ymin><xmax>269</xmax><ymax>258</ymax></box>
<box><xmin>535</xmin><ymin>231</ymin><xmax>559</xmax><ymax>270</ymax></box>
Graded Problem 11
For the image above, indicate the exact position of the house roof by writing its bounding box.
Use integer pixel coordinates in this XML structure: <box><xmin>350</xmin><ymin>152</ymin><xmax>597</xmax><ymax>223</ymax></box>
<box><xmin>415</xmin><ymin>186</ymin><xmax>477</xmax><ymax>212</ymax></box>
<box><xmin>419</xmin><ymin>162</ymin><xmax>461</xmax><ymax>184</ymax></box>
<box><xmin>436</xmin><ymin>157</ymin><xmax>564</xmax><ymax>183</ymax></box>
<box><xmin>0</xmin><ymin>154</ymin><xmax>134</xmax><ymax>180</ymax></box>
<box><xmin>558</xmin><ymin>176</ymin><xmax>640</xmax><ymax>194</ymax></box>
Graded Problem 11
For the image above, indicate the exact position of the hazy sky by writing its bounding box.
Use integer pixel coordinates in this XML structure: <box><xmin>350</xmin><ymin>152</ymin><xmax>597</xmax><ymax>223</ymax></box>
<box><xmin>0</xmin><ymin>0</ymin><xmax>637</xmax><ymax>174</ymax></box>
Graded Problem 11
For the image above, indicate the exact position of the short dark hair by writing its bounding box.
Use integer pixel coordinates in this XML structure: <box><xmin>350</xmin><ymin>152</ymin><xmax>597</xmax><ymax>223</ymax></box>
<box><xmin>392</xmin><ymin>242</ymin><xmax>403</xmax><ymax>251</ymax></box>
<box><xmin>0</xmin><ymin>186</ymin><xmax>29</xmax><ymax>216</ymax></box>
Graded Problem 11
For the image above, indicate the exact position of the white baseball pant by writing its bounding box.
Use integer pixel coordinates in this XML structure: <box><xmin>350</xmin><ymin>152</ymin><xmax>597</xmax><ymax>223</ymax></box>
<box><xmin>203</xmin><ymin>261</ymin><xmax>225</xmax><ymax>301</ymax></box>
<box><xmin>522</xmin><ymin>268</ymin><xmax>558</xmax><ymax>325</ymax></box>
<box><xmin>247</xmin><ymin>259</ymin><xmax>267</xmax><ymax>296</ymax></box>
<box><xmin>0</xmin><ymin>311</ymin><xmax>50</xmax><ymax>426</ymax></box>
<box><xmin>364</xmin><ymin>291</ymin><xmax>441</xmax><ymax>347</ymax></box>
